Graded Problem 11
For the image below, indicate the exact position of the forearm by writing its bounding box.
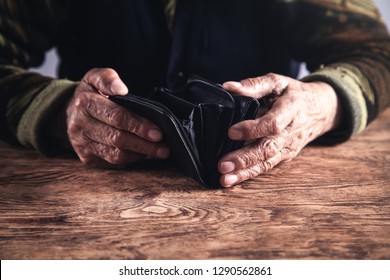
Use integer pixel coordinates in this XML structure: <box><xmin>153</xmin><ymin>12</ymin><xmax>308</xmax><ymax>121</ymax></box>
<box><xmin>302</xmin><ymin>49</ymin><xmax>390</xmax><ymax>142</ymax></box>
<box><xmin>272</xmin><ymin>0</ymin><xmax>390</xmax><ymax>141</ymax></box>
<box><xmin>0</xmin><ymin>0</ymin><xmax>78</xmax><ymax>153</ymax></box>
<box><xmin>0</xmin><ymin>64</ymin><xmax>77</xmax><ymax>154</ymax></box>
<box><xmin>301</xmin><ymin>63</ymin><xmax>373</xmax><ymax>143</ymax></box>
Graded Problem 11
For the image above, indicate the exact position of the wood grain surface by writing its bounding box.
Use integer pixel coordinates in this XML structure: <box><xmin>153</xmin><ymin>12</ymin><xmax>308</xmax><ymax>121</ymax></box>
<box><xmin>0</xmin><ymin>109</ymin><xmax>389</xmax><ymax>260</ymax></box>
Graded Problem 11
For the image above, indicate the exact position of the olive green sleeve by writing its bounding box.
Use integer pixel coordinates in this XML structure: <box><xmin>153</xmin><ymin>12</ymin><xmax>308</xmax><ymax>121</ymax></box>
<box><xmin>301</xmin><ymin>63</ymin><xmax>371</xmax><ymax>143</ymax></box>
<box><xmin>271</xmin><ymin>0</ymin><xmax>390</xmax><ymax>142</ymax></box>
<box><xmin>14</xmin><ymin>78</ymin><xmax>77</xmax><ymax>154</ymax></box>
<box><xmin>0</xmin><ymin>0</ymin><xmax>78</xmax><ymax>154</ymax></box>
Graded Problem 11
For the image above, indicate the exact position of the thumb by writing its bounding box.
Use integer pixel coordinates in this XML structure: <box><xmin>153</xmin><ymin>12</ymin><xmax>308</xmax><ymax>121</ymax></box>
<box><xmin>109</xmin><ymin>79</ymin><xmax>128</xmax><ymax>96</ymax></box>
<box><xmin>222</xmin><ymin>73</ymin><xmax>291</xmax><ymax>99</ymax></box>
<box><xmin>81</xmin><ymin>68</ymin><xmax>128</xmax><ymax>97</ymax></box>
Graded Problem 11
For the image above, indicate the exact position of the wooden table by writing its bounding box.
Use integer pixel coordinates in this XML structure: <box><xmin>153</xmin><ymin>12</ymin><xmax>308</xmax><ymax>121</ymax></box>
<box><xmin>1</xmin><ymin>109</ymin><xmax>389</xmax><ymax>260</ymax></box>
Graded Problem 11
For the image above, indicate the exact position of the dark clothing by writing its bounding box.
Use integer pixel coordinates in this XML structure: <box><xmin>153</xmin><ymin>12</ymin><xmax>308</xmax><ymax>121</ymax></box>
<box><xmin>56</xmin><ymin>1</ymin><xmax>299</xmax><ymax>91</ymax></box>
<box><xmin>1</xmin><ymin>0</ymin><xmax>390</xmax><ymax>153</ymax></box>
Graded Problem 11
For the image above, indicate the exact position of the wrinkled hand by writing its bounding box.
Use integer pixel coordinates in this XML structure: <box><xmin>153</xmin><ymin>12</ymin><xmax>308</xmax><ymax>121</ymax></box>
<box><xmin>66</xmin><ymin>68</ymin><xmax>169</xmax><ymax>168</ymax></box>
<box><xmin>218</xmin><ymin>73</ymin><xmax>342</xmax><ymax>187</ymax></box>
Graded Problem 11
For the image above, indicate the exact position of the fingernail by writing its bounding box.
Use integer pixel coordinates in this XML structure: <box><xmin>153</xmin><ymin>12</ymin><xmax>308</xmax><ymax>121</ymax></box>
<box><xmin>156</xmin><ymin>147</ymin><xmax>170</xmax><ymax>159</ymax></box>
<box><xmin>229</xmin><ymin>128</ymin><xmax>243</xmax><ymax>140</ymax></box>
<box><xmin>225</xmin><ymin>175</ymin><xmax>238</xmax><ymax>186</ymax></box>
<box><xmin>147</xmin><ymin>128</ymin><xmax>163</xmax><ymax>141</ymax></box>
<box><xmin>220</xmin><ymin>161</ymin><xmax>235</xmax><ymax>174</ymax></box>
<box><xmin>110</xmin><ymin>80</ymin><xmax>128</xmax><ymax>95</ymax></box>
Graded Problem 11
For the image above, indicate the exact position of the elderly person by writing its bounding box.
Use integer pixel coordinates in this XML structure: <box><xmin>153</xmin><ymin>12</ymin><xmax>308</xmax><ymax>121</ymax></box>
<box><xmin>1</xmin><ymin>0</ymin><xmax>389</xmax><ymax>187</ymax></box>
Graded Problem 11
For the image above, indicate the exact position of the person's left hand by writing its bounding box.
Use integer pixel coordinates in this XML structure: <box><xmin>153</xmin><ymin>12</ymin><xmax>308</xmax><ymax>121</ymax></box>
<box><xmin>218</xmin><ymin>73</ymin><xmax>342</xmax><ymax>187</ymax></box>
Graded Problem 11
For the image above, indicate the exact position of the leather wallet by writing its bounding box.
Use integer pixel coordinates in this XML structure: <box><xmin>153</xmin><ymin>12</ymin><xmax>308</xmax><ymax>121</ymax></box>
<box><xmin>109</xmin><ymin>76</ymin><xmax>261</xmax><ymax>187</ymax></box>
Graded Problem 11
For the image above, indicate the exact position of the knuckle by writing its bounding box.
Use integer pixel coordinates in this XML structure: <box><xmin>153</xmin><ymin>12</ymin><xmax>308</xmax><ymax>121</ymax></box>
<box><xmin>235</xmin><ymin>150</ymin><xmax>259</xmax><ymax>169</ymax></box>
<box><xmin>258</xmin><ymin>160</ymin><xmax>274</xmax><ymax>172</ymax></box>
<box><xmin>265</xmin><ymin>73</ymin><xmax>290</xmax><ymax>94</ymax></box>
<box><xmin>107</xmin><ymin>149</ymin><xmax>127</xmax><ymax>165</ymax></box>
<box><xmin>109</xmin><ymin>130</ymin><xmax>127</xmax><ymax>149</ymax></box>
<box><xmin>82</xmin><ymin>68</ymin><xmax>101</xmax><ymax>87</ymax></box>
<box><xmin>258</xmin><ymin>138</ymin><xmax>278</xmax><ymax>159</ymax></box>
<box><xmin>90</xmin><ymin>142</ymin><xmax>104</xmax><ymax>155</ymax></box>
<box><xmin>80</xmin><ymin>156</ymin><xmax>96</xmax><ymax>166</ymax></box>
<box><xmin>73</xmin><ymin>94</ymin><xmax>94</xmax><ymax>116</ymax></box>
<box><xmin>70</xmin><ymin>94</ymin><xmax>89</xmax><ymax>112</ymax></box>
<box><xmin>98</xmin><ymin>68</ymin><xmax>117</xmax><ymax>86</ymax></box>
<box><xmin>286</xmin><ymin>91</ymin><xmax>299</xmax><ymax>103</ymax></box>
<box><xmin>75</xmin><ymin>146</ymin><xmax>94</xmax><ymax>165</ymax></box>
<box><xmin>269</xmin><ymin>116</ymin><xmax>284</xmax><ymax>135</ymax></box>
<box><xmin>73</xmin><ymin>96</ymin><xmax>84</xmax><ymax>108</ymax></box>
<box><xmin>99</xmin><ymin>67</ymin><xmax>116</xmax><ymax>76</ymax></box>
<box><xmin>68</xmin><ymin>123</ymin><xmax>88</xmax><ymax>147</ymax></box>
<box><xmin>94</xmin><ymin>143</ymin><xmax>124</xmax><ymax>165</ymax></box>
<box><xmin>265</xmin><ymin>72</ymin><xmax>280</xmax><ymax>81</ymax></box>
<box><xmin>106</xmin><ymin>149</ymin><xmax>143</xmax><ymax>165</ymax></box>
<box><xmin>106</xmin><ymin>107</ymin><xmax>127</xmax><ymax>128</ymax></box>
<box><xmin>86</xmin><ymin>67</ymin><xmax>101</xmax><ymax>76</ymax></box>
<box><xmin>83</xmin><ymin>67</ymin><xmax>117</xmax><ymax>90</ymax></box>
<box><xmin>67</xmin><ymin>118</ymin><xmax>79</xmax><ymax>135</ymax></box>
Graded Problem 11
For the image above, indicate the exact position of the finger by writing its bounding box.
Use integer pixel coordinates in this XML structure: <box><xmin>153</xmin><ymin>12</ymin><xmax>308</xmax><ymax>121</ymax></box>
<box><xmin>75</xmin><ymin>92</ymin><xmax>164</xmax><ymax>142</ymax></box>
<box><xmin>79</xmin><ymin>68</ymin><xmax>128</xmax><ymax>96</ymax></box>
<box><xmin>220</xmin><ymin>150</ymin><xmax>284</xmax><ymax>187</ymax></box>
<box><xmin>219</xmin><ymin>128</ymin><xmax>291</xmax><ymax>174</ymax></box>
<box><xmin>228</xmin><ymin>99</ymin><xmax>295</xmax><ymax>140</ymax></box>
<box><xmin>222</xmin><ymin>73</ymin><xmax>292</xmax><ymax>99</ymax></box>
<box><xmin>76</xmin><ymin>141</ymin><xmax>145</xmax><ymax>166</ymax></box>
<box><xmin>81</xmin><ymin>115</ymin><xmax>170</xmax><ymax>159</ymax></box>
<box><xmin>78</xmin><ymin>154</ymin><xmax>116</xmax><ymax>169</ymax></box>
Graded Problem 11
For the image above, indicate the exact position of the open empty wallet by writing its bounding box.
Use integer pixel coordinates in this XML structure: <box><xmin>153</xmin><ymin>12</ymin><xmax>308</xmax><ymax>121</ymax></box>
<box><xmin>109</xmin><ymin>76</ymin><xmax>261</xmax><ymax>188</ymax></box>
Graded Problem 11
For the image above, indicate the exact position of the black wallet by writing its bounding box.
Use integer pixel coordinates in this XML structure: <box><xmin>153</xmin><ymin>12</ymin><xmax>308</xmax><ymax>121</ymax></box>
<box><xmin>109</xmin><ymin>76</ymin><xmax>260</xmax><ymax>187</ymax></box>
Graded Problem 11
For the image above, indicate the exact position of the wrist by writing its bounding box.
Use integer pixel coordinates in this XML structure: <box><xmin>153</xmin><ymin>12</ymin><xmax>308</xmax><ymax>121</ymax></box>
<box><xmin>312</xmin><ymin>81</ymin><xmax>343</xmax><ymax>134</ymax></box>
<box><xmin>44</xmin><ymin>98</ymin><xmax>72</xmax><ymax>151</ymax></box>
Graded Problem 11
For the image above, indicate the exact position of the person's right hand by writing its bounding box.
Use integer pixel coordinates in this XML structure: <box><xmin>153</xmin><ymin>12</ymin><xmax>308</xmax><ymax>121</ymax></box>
<box><xmin>66</xmin><ymin>68</ymin><xmax>170</xmax><ymax>168</ymax></box>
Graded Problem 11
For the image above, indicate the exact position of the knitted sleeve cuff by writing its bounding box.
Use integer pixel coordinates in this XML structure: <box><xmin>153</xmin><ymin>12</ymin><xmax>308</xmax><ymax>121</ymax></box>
<box><xmin>16</xmin><ymin>79</ymin><xmax>78</xmax><ymax>155</ymax></box>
